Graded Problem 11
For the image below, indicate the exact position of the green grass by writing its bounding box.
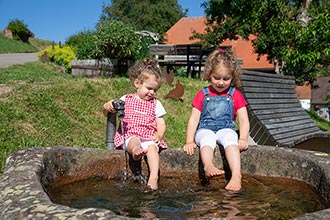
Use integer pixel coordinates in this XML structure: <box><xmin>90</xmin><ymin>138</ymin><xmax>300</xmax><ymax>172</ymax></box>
<box><xmin>0</xmin><ymin>61</ymin><xmax>208</xmax><ymax>174</ymax></box>
<box><xmin>0</xmin><ymin>33</ymin><xmax>52</xmax><ymax>53</ymax></box>
<box><xmin>28</xmin><ymin>37</ymin><xmax>53</xmax><ymax>50</ymax></box>
<box><xmin>307</xmin><ymin>111</ymin><xmax>330</xmax><ymax>131</ymax></box>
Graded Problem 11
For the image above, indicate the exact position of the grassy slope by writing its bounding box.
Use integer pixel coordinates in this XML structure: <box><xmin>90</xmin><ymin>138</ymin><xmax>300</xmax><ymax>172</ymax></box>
<box><xmin>28</xmin><ymin>37</ymin><xmax>53</xmax><ymax>50</ymax></box>
<box><xmin>0</xmin><ymin>33</ymin><xmax>52</xmax><ymax>53</ymax></box>
<box><xmin>0</xmin><ymin>62</ymin><xmax>208</xmax><ymax>174</ymax></box>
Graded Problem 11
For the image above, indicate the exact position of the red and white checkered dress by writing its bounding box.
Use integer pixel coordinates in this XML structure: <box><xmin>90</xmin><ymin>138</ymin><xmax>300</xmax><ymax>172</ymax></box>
<box><xmin>114</xmin><ymin>94</ymin><xmax>168</xmax><ymax>150</ymax></box>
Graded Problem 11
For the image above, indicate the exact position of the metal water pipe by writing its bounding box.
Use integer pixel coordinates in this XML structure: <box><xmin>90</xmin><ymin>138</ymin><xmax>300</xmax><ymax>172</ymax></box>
<box><xmin>105</xmin><ymin>112</ymin><xmax>117</xmax><ymax>149</ymax></box>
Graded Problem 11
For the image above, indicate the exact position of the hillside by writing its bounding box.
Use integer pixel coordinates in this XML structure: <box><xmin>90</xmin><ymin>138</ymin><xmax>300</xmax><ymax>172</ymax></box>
<box><xmin>0</xmin><ymin>32</ymin><xmax>52</xmax><ymax>53</ymax></box>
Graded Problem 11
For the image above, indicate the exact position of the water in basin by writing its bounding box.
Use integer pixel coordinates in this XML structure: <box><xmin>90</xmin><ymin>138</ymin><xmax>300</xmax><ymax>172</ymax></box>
<box><xmin>47</xmin><ymin>171</ymin><xmax>326</xmax><ymax>219</ymax></box>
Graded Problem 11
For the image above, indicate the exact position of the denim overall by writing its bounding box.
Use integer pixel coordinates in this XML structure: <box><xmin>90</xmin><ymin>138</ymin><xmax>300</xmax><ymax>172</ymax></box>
<box><xmin>197</xmin><ymin>86</ymin><xmax>236</xmax><ymax>133</ymax></box>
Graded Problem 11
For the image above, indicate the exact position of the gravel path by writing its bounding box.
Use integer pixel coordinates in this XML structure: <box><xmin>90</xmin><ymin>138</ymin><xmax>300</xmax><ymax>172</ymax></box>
<box><xmin>0</xmin><ymin>52</ymin><xmax>38</xmax><ymax>68</ymax></box>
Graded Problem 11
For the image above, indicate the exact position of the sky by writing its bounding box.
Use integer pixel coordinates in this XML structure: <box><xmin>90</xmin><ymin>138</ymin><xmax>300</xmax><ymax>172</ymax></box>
<box><xmin>0</xmin><ymin>0</ymin><xmax>205</xmax><ymax>43</ymax></box>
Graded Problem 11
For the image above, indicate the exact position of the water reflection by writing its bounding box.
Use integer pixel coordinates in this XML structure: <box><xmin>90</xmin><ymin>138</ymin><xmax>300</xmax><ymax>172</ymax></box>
<box><xmin>47</xmin><ymin>171</ymin><xmax>326</xmax><ymax>219</ymax></box>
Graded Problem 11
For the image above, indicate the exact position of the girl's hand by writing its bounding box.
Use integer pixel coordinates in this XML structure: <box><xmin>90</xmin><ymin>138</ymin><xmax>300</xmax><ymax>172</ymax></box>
<box><xmin>183</xmin><ymin>142</ymin><xmax>197</xmax><ymax>155</ymax></box>
<box><xmin>103</xmin><ymin>100</ymin><xmax>115</xmax><ymax>115</ymax></box>
<box><xmin>238</xmin><ymin>138</ymin><xmax>248</xmax><ymax>151</ymax></box>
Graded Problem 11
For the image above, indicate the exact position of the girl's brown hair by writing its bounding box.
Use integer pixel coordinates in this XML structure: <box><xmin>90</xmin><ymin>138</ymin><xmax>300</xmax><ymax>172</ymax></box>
<box><xmin>202</xmin><ymin>49</ymin><xmax>242</xmax><ymax>87</ymax></box>
<box><xmin>128</xmin><ymin>58</ymin><xmax>163</xmax><ymax>86</ymax></box>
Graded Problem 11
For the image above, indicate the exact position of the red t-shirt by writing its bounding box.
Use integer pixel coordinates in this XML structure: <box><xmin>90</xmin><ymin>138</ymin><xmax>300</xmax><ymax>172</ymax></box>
<box><xmin>192</xmin><ymin>86</ymin><xmax>247</xmax><ymax>120</ymax></box>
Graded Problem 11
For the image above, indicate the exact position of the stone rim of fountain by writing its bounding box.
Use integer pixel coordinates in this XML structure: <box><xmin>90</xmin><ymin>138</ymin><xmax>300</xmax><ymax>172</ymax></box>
<box><xmin>0</xmin><ymin>145</ymin><xmax>329</xmax><ymax>219</ymax></box>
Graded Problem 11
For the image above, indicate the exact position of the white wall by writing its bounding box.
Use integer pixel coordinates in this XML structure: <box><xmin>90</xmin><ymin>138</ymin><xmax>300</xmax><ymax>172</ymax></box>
<box><xmin>299</xmin><ymin>99</ymin><xmax>310</xmax><ymax>111</ymax></box>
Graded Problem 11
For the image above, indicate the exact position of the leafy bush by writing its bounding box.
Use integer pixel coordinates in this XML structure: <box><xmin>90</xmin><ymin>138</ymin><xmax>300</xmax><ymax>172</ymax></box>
<box><xmin>7</xmin><ymin>19</ymin><xmax>33</xmax><ymax>43</ymax></box>
<box><xmin>66</xmin><ymin>30</ymin><xmax>97</xmax><ymax>59</ymax></box>
<box><xmin>38</xmin><ymin>44</ymin><xmax>76</xmax><ymax>72</ymax></box>
<box><xmin>94</xmin><ymin>20</ymin><xmax>150</xmax><ymax>60</ymax></box>
<box><xmin>66</xmin><ymin>20</ymin><xmax>154</xmax><ymax>61</ymax></box>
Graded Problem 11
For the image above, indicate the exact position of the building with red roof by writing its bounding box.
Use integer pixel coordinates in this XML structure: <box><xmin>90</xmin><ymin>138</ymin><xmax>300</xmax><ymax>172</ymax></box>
<box><xmin>164</xmin><ymin>17</ymin><xmax>274</xmax><ymax>71</ymax></box>
<box><xmin>296</xmin><ymin>82</ymin><xmax>312</xmax><ymax>110</ymax></box>
<box><xmin>311</xmin><ymin>77</ymin><xmax>330</xmax><ymax>121</ymax></box>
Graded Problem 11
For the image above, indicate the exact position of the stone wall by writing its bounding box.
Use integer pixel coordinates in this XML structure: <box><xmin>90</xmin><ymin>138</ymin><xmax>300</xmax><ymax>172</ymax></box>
<box><xmin>0</xmin><ymin>146</ymin><xmax>330</xmax><ymax>219</ymax></box>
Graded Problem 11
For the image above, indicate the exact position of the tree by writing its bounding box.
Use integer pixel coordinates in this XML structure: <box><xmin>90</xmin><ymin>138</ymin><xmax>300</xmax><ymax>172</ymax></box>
<box><xmin>7</xmin><ymin>19</ymin><xmax>33</xmax><ymax>43</ymax></box>
<box><xmin>99</xmin><ymin>0</ymin><xmax>187</xmax><ymax>40</ymax></box>
<box><xmin>197</xmin><ymin>0</ymin><xmax>330</xmax><ymax>83</ymax></box>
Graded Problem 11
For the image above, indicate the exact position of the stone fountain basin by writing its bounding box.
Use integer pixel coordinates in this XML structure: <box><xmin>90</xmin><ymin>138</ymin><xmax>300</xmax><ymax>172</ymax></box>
<box><xmin>0</xmin><ymin>145</ymin><xmax>329</xmax><ymax>219</ymax></box>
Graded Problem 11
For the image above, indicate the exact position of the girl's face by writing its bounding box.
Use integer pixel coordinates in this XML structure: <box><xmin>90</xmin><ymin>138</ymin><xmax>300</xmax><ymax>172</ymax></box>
<box><xmin>134</xmin><ymin>74</ymin><xmax>161</xmax><ymax>100</ymax></box>
<box><xmin>210</xmin><ymin>66</ymin><xmax>233</xmax><ymax>93</ymax></box>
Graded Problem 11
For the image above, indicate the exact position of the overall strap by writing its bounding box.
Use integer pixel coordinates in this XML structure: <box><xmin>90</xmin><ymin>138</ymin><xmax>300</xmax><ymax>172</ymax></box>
<box><xmin>227</xmin><ymin>86</ymin><xmax>235</xmax><ymax>96</ymax></box>
<box><xmin>202</xmin><ymin>87</ymin><xmax>209</xmax><ymax>96</ymax></box>
<box><xmin>202</xmin><ymin>86</ymin><xmax>235</xmax><ymax>96</ymax></box>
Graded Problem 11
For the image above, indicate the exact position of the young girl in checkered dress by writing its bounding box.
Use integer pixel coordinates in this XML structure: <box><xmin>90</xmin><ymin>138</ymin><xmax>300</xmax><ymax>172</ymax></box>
<box><xmin>103</xmin><ymin>59</ymin><xmax>167</xmax><ymax>190</ymax></box>
<box><xmin>183</xmin><ymin>49</ymin><xmax>250</xmax><ymax>191</ymax></box>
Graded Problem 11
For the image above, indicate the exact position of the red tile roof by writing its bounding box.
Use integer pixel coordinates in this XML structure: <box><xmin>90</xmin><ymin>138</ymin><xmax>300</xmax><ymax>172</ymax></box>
<box><xmin>165</xmin><ymin>17</ymin><xmax>206</xmax><ymax>44</ymax></box>
<box><xmin>165</xmin><ymin>17</ymin><xmax>274</xmax><ymax>70</ymax></box>
<box><xmin>296</xmin><ymin>82</ymin><xmax>312</xmax><ymax>99</ymax></box>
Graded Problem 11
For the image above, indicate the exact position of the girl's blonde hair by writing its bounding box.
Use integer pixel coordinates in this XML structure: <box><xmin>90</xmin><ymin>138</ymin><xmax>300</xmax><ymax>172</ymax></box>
<box><xmin>202</xmin><ymin>48</ymin><xmax>242</xmax><ymax>87</ymax></box>
<box><xmin>128</xmin><ymin>58</ymin><xmax>163</xmax><ymax>86</ymax></box>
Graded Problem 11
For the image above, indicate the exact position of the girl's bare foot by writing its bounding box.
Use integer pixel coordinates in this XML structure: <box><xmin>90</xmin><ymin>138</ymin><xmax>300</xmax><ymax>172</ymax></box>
<box><xmin>147</xmin><ymin>177</ymin><xmax>158</xmax><ymax>190</ymax></box>
<box><xmin>132</xmin><ymin>148</ymin><xmax>147</xmax><ymax>161</ymax></box>
<box><xmin>225</xmin><ymin>175</ymin><xmax>241</xmax><ymax>191</ymax></box>
<box><xmin>204</xmin><ymin>165</ymin><xmax>225</xmax><ymax>177</ymax></box>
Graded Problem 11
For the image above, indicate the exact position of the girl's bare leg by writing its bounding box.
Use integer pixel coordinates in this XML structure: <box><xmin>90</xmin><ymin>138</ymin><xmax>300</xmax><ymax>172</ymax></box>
<box><xmin>146</xmin><ymin>144</ymin><xmax>159</xmax><ymax>190</ymax></box>
<box><xmin>200</xmin><ymin>145</ymin><xmax>225</xmax><ymax>177</ymax></box>
<box><xmin>126</xmin><ymin>137</ymin><xmax>147</xmax><ymax>161</ymax></box>
<box><xmin>224</xmin><ymin>144</ymin><xmax>242</xmax><ymax>191</ymax></box>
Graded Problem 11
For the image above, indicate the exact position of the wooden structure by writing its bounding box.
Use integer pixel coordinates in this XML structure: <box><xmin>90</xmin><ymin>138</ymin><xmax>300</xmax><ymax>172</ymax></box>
<box><xmin>240</xmin><ymin>70</ymin><xmax>330</xmax><ymax>152</ymax></box>
<box><xmin>150</xmin><ymin>44</ymin><xmax>215</xmax><ymax>77</ymax></box>
<box><xmin>71</xmin><ymin>59</ymin><xmax>117</xmax><ymax>77</ymax></box>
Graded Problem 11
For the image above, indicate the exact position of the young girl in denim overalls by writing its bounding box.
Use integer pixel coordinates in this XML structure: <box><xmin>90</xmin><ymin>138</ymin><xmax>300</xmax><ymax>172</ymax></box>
<box><xmin>183</xmin><ymin>49</ymin><xmax>250</xmax><ymax>191</ymax></box>
<box><xmin>103</xmin><ymin>59</ymin><xmax>167</xmax><ymax>190</ymax></box>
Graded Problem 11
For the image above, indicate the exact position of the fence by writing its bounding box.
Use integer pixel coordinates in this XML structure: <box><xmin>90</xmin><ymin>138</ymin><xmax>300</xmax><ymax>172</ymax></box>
<box><xmin>71</xmin><ymin>59</ymin><xmax>118</xmax><ymax>77</ymax></box>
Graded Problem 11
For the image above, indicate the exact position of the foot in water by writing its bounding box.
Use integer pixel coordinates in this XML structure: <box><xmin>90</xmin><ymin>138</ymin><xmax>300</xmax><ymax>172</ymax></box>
<box><xmin>132</xmin><ymin>148</ymin><xmax>147</xmax><ymax>161</ymax></box>
<box><xmin>225</xmin><ymin>175</ymin><xmax>242</xmax><ymax>191</ymax></box>
<box><xmin>147</xmin><ymin>177</ymin><xmax>158</xmax><ymax>190</ymax></box>
<box><xmin>204</xmin><ymin>165</ymin><xmax>225</xmax><ymax>177</ymax></box>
